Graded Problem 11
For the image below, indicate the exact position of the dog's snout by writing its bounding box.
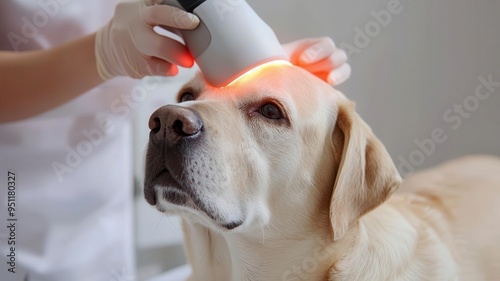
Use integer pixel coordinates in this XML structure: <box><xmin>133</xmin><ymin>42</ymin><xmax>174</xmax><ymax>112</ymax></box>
<box><xmin>149</xmin><ymin>105</ymin><xmax>203</xmax><ymax>145</ymax></box>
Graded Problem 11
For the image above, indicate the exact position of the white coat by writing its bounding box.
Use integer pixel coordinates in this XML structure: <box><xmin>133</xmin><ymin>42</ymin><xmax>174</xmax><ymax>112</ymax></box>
<box><xmin>0</xmin><ymin>1</ymin><xmax>136</xmax><ymax>280</ymax></box>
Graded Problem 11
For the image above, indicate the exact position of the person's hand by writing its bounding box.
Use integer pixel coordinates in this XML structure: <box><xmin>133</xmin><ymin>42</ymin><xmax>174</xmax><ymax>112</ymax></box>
<box><xmin>95</xmin><ymin>0</ymin><xmax>200</xmax><ymax>80</ymax></box>
<box><xmin>283</xmin><ymin>37</ymin><xmax>351</xmax><ymax>86</ymax></box>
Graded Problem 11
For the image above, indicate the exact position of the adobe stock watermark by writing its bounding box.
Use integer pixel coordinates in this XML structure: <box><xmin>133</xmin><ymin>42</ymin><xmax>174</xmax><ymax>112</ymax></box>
<box><xmin>7</xmin><ymin>0</ymin><xmax>73</xmax><ymax>51</ymax></box>
<box><xmin>397</xmin><ymin>74</ymin><xmax>499</xmax><ymax>177</ymax></box>
<box><xmin>339</xmin><ymin>0</ymin><xmax>412</xmax><ymax>59</ymax></box>
<box><xmin>51</xmin><ymin>75</ymin><xmax>165</xmax><ymax>183</ymax></box>
<box><xmin>109</xmin><ymin>267</ymin><xmax>135</xmax><ymax>281</ymax></box>
<box><xmin>281</xmin><ymin>237</ymin><xmax>336</xmax><ymax>281</ymax></box>
<box><xmin>211</xmin><ymin>0</ymin><xmax>246</xmax><ymax>21</ymax></box>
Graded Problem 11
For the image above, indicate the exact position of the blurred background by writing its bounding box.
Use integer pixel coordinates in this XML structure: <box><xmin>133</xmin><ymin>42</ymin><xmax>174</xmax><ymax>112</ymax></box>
<box><xmin>132</xmin><ymin>0</ymin><xmax>500</xmax><ymax>279</ymax></box>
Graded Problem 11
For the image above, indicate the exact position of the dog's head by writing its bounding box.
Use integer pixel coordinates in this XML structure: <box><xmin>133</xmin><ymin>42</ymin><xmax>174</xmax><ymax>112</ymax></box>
<box><xmin>144</xmin><ymin>64</ymin><xmax>401</xmax><ymax>240</ymax></box>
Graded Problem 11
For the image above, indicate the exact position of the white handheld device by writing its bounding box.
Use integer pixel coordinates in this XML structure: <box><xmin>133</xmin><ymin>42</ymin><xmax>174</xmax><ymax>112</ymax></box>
<box><xmin>162</xmin><ymin>0</ymin><xmax>288</xmax><ymax>87</ymax></box>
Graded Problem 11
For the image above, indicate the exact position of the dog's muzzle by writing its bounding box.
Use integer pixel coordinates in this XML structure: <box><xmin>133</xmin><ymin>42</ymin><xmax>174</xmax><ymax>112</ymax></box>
<box><xmin>143</xmin><ymin>105</ymin><xmax>244</xmax><ymax>230</ymax></box>
<box><xmin>143</xmin><ymin>105</ymin><xmax>204</xmax><ymax>206</ymax></box>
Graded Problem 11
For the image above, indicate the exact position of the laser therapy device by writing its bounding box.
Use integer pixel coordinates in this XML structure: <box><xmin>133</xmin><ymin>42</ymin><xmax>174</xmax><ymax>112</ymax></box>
<box><xmin>162</xmin><ymin>0</ymin><xmax>289</xmax><ymax>87</ymax></box>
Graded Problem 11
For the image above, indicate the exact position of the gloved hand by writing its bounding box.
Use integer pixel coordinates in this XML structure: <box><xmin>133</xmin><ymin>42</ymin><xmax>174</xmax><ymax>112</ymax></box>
<box><xmin>283</xmin><ymin>37</ymin><xmax>351</xmax><ymax>86</ymax></box>
<box><xmin>95</xmin><ymin>0</ymin><xmax>200</xmax><ymax>80</ymax></box>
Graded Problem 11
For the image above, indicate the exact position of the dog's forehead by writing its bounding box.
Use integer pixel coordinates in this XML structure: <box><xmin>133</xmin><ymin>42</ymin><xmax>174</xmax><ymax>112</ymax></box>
<box><xmin>187</xmin><ymin>65</ymin><xmax>291</xmax><ymax>93</ymax></box>
<box><xmin>184</xmin><ymin>65</ymin><xmax>341</xmax><ymax>115</ymax></box>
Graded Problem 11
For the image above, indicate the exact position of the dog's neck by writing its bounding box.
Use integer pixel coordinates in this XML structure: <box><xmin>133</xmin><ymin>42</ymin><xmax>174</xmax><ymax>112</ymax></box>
<box><xmin>182</xmin><ymin>219</ymin><xmax>349</xmax><ymax>281</ymax></box>
<box><xmin>182</xmin><ymin>197</ymin><xmax>460</xmax><ymax>281</ymax></box>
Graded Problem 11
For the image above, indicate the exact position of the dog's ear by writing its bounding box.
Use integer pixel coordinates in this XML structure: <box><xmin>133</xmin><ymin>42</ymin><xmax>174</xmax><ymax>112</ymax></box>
<box><xmin>329</xmin><ymin>100</ymin><xmax>401</xmax><ymax>241</ymax></box>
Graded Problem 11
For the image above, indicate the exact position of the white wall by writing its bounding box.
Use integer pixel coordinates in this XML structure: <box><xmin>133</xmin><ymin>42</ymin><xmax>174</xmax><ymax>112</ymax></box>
<box><xmin>250</xmin><ymin>0</ymin><xmax>500</xmax><ymax>173</ymax></box>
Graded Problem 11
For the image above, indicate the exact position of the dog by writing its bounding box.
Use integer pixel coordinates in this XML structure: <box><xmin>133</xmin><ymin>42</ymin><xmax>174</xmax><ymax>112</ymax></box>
<box><xmin>144</xmin><ymin>63</ymin><xmax>500</xmax><ymax>281</ymax></box>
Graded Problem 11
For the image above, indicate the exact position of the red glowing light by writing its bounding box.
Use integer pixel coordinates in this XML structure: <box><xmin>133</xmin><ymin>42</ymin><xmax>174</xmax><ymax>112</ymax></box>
<box><xmin>226</xmin><ymin>60</ymin><xmax>292</xmax><ymax>87</ymax></box>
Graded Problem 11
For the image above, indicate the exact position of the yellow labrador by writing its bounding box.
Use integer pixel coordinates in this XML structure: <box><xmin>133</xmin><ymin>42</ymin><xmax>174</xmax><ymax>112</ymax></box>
<box><xmin>144</xmin><ymin>64</ymin><xmax>500</xmax><ymax>281</ymax></box>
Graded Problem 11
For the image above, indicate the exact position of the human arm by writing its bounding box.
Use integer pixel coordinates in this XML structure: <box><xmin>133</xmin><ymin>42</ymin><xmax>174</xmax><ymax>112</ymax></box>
<box><xmin>0</xmin><ymin>34</ymin><xmax>102</xmax><ymax>123</ymax></box>
<box><xmin>0</xmin><ymin>0</ymin><xmax>199</xmax><ymax>124</ymax></box>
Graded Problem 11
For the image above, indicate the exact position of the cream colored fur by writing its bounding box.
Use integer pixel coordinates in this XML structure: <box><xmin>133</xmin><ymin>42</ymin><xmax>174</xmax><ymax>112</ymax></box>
<box><xmin>151</xmin><ymin>65</ymin><xmax>500</xmax><ymax>281</ymax></box>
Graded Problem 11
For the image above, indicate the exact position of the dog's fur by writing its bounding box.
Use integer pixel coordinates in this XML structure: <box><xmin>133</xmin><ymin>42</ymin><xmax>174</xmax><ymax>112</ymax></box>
<box><xmin>144</xmin><ymin>64</ymin><xmax>500</xmax><ymax>281</ymax></box>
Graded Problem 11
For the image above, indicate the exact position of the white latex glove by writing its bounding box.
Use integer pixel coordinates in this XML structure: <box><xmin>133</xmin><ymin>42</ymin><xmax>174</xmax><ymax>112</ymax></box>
<box><xmin>95</xmin><ymin>0</ymin><xmax>200</xmax><ymax>80</ymax></box>
<box><xmin>283</xmin><ymin>37</ymin><xmax>351</xmax><ymax>86</ymax></box>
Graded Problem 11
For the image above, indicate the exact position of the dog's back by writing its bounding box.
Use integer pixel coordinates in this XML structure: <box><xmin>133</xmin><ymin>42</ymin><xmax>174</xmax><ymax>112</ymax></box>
<box><xmin>397</xmin><ymin>155</ymin><xmax>500</xmax><ymax>280</ymax></box>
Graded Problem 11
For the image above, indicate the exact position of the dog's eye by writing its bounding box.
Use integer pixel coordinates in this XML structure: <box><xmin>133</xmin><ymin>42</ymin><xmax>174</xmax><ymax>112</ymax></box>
<box><xmin>179</xmin><ymin>92</ymin><xmax>195</xmax><ymax>103</ymax></box>
<box><xmin>260</xmin><ymin>104</ymin><xmax>282</xmax><ymax>119</ymax></box>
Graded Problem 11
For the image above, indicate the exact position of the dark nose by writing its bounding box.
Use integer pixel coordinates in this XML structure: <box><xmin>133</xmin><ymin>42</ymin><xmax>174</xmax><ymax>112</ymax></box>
<box><xmin>149</xmin><ymin>105</ymin><xmax>203</xmax><ymax>145</ymax></box>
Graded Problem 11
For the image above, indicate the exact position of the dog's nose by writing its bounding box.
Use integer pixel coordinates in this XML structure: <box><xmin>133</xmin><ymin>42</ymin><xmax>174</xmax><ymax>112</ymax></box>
<box><xmin>149</xmin><ymin>105</ymin><xmax>203</xmax><ymax>145</ymax></box>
